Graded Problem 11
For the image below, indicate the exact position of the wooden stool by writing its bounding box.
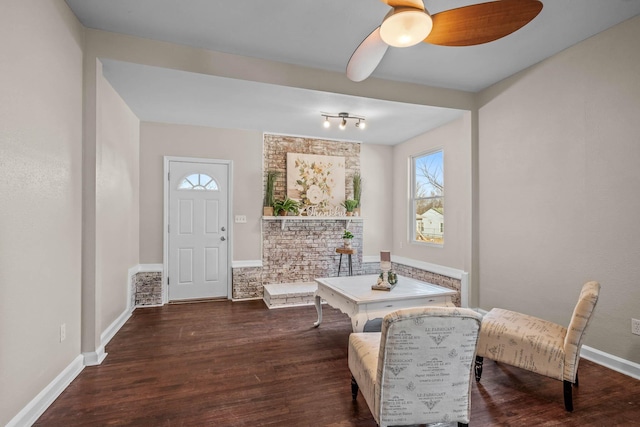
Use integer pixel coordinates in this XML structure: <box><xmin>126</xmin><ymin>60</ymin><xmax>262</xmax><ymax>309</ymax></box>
<box><xmin>336</xmin><ymin>247</ymin><xmax>355</xmax><ymax>276</ymax></box>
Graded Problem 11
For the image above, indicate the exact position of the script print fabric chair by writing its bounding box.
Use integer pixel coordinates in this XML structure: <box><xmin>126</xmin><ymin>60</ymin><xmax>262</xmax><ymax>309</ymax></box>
<box><xmin>348</xmin><ymin>306</ymin><xmax>482</xmax><ymax>427</ymax></box>
<box><xmin>475</xmin><ymin>281</ymin><xmax>600</xmax><ymax>412</ymax></box>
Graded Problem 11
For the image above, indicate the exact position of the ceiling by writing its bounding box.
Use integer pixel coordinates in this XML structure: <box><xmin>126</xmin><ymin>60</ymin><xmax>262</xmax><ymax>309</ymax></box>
<box><xmin>66</xmin><ymin>0</ymin><xmax>640</xmax><ymax>145</ymax></box>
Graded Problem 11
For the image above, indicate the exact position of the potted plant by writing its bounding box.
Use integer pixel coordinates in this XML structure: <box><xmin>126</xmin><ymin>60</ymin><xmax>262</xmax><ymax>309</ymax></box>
<box><xmin>341</xmin><ymin>199</ymin><xmax>358</xmax><ymax>216</ymax></box>
<box><xmin>263</xmin><ymin>170</ymin><xmax>279</xmax><ymax>216</ymax></box>
<box><xmin>353</xmin><ymin>173</ymin><xmax>362</xmax><ymax>216</ymax></box>
<box><xmin>342</xmin><ymin>229</ymin><xmax>354</xmax><ymax>248</ymax></box>
<box><xmin>273</xmin><ymin>197</ymin><xmax>299</xmax><ymax>216</ymax></box>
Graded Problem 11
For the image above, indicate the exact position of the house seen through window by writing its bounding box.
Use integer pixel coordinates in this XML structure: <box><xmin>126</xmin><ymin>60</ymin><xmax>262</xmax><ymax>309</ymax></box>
<box><xmin>411</xmin><ymin>150</ymin><xmax>444</xmax><ymax>245</ymax></box>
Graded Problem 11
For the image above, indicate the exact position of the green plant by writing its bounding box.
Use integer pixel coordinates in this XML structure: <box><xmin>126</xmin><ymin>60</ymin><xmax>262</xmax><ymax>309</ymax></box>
<box><xmin>352</xmin><ymin>173</ymin><xmax>362</xmax><ymax>208</ymax></box>
<box><xmin>264</xmin><ymin>170</ymin><xmax>280</xmax><ymax>208</ymax></box>
<box><xmin>341</xmin><ymin>199</ymin><xmax>358</xmax><ymax>212</ymax></box>
<box><xmin>342</xmin><ymin>230</ymin><xmax>354</xmax><ymax>239</ymax></box>
<box><xmin>273</xmin><ymin>197</ymin><xmax>299</xmax><ymax>216</ymax></box>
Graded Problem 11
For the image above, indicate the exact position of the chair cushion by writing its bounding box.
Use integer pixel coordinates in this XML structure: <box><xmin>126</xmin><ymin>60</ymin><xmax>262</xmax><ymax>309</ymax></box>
<box><xmin>477</xmin><ymin>308</ymin><xmax>567</xmax><ymax>381</ymax></box>
<box><xmin>349</xmin><ymin>332</ymin><xmax>382</xmax><ymax>419</ymax></box>
<box><xmin>376</xmin><ymin>307</ymin><xmax>481</xmax><ymax>426</ymax></box>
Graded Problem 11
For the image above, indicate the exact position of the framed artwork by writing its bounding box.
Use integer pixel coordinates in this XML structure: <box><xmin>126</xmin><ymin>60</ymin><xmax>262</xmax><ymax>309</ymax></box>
<box><xmin>287</xmin><ymin>153</ymin><xmax>345</xmax><ymax>212</ymax></box>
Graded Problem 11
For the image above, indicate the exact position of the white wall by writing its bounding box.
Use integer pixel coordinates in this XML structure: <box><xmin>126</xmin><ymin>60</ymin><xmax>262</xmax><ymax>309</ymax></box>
<box><xmin>96</xmin><ymin>72</ymin><xmax>140</xmax><ymax>328</ymax></box>
<box><xmin>360</xmin><ymin>144</ymin><xmax>394</xmax><ymax>256</ymax></box>
<box><xmin>477</xmin><ymin>16</ymin><xmax>640</xmax><ymax>363</ymax></box>
<box><xmin>391</xmin><ymin>113</ymin><xmax>473</xmax><ymax>272</ymax></box>
<box><xmin>0</xmin><ymin>1</ymin><xmax>84</xmax><ymax>424</ymax></box>
<box><xmin>139</xmin><ymin>123</ymin><xmax>264</xmax><ymax>263</ymax></box>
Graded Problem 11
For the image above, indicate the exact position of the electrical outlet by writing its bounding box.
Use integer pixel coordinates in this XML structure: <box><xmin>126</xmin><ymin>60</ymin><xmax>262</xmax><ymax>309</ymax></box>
<box><xmin>60</xmin><ymin>323</ymin><xmax>66</xmax><ymax>342</ymax></box>
<box><xmin>235</xmin><ymin>215</ymin><xmax>247</xmax><ymax>223</ymax></box>
<box><xmin>632</xmin><ymin>318</ymin><xmax>640</xmax><ymax>336</ymax></box>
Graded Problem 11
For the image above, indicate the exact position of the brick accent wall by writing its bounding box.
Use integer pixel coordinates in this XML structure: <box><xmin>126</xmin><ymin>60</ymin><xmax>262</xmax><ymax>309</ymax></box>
<box><xmin>232</xmin><ymin>266</ymin><xmax>263</xmax><ymax>300</ymax></box>
<box><xmin>263</xmin><ymin>134</ymin><xmax>361</xmax><ymax>202</ymax></box>
<box><xmin>232</xmin><ymin>134</ymin><xmax>364</xmax><ymax>299</ymax></box>
<box><xmin>262</xmin><ymin>219</ymin><xmax>363</xmax><ymax>284</ymax></box>
<box><xmin>134</xmin><ymin>271</ymin><xmax>162</xmax><ymax>306</ymax></box>
<box><xmin>262</xmin><ymin>134</ymin><xmax>362</xmax><ymax>287</ymax></box>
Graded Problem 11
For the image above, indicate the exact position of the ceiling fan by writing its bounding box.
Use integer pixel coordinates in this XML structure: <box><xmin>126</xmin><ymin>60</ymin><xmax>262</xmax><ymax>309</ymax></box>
<box><xmin>346</xmin><ymin>0</ymin><xmax>543</xmax><ymax>82</ymax></box>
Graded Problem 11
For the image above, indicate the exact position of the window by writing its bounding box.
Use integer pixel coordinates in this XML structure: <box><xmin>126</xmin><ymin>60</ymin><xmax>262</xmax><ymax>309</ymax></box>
<box><xmin>178</xmin><ymin>173</ymin><xmax>219</xmax><ymax>191</ymax></box>
<box><xmin>411</xmin><ymin>150</ymin><xmax>444</xmax><ymax>245</ymax></box>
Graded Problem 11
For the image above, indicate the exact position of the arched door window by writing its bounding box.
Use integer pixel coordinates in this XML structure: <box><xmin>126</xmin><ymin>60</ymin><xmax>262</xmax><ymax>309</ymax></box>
<box><xmin>178</xmin><ymin>173</ymin><xmax>219</xmax><ymax>191</ymax></box>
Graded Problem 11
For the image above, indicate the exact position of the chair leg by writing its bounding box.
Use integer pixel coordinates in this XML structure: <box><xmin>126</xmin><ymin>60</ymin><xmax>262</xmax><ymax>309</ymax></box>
<box><xmin>575</xmin><ymin>370</ymin><xmax>579</xmax><ymax>387</ymax></box>
<box><xmin>563</xmin><ymin>380</ymin><xmax>574</xmax><ymax>412</ymax></box>
<box><xmin>351</xmin><ymin>375</ymin><xmax>359</xmax><ymax>400</ymax></box>
<box><xmin>457</xmin><ymin>423</ymin><xmax>468</xmax><ymax>427</ymax></box>
<box><xmin>474</xmin><ymin>355</ymin><xmax>484</xmax><ymax>382</ymax></box>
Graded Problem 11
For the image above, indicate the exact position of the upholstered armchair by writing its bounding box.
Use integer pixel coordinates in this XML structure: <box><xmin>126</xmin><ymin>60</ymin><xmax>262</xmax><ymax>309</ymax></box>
<box><xmin>348</xmin><ymin>306</ymin><xmax>482</xmax><ymax>427</ymax></box>
<box><xmin>475</xmin><ymin>281</ymin><xmax>600</xmax><ymax>412</ymax></box>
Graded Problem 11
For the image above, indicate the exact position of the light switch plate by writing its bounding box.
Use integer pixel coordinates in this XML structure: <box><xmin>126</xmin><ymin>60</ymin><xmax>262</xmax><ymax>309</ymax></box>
<box><xmin>235</xmin><ymin>215</ymin><xmax>247</xmax><ymax>223</ymax></box>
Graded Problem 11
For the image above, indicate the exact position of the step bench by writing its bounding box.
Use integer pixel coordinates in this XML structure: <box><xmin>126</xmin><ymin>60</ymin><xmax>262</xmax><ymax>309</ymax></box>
<box><xmin>263</xmin><ymin>282</ymin><xmax>321</xmax><ymax>309</ymax></box>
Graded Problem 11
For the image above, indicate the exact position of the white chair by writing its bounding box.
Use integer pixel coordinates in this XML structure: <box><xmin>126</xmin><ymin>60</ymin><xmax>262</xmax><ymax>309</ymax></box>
<box><xmin>475</xmin><ymin>281</ymin><xmax>600</xmax><ymax>412</ymax></box>
<box><xmin>349</xmin><ymin>306</ymin><xmax>482</xmax><ymax>427</ymax></box>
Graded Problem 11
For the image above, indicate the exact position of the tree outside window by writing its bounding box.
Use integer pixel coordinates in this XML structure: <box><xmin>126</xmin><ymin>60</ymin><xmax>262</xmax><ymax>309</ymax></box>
<box><xmin>411</xmin><ymin>150</ymin><xmax>444</xmax><ymax>245</ymax></box>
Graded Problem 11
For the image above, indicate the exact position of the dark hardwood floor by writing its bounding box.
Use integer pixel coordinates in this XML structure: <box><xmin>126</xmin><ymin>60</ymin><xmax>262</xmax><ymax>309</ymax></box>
<box><xmin>35</xmin><ymin>300</ymin><xmax>640</xmax><ymax>426</ymax></box>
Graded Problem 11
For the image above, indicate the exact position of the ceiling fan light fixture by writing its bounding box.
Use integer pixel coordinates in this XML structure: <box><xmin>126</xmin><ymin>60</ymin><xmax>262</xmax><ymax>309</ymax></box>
<box><xmin>380</xmin><ymin>7</ymin><xmax>432</xmax><ymax>48</ymax></box>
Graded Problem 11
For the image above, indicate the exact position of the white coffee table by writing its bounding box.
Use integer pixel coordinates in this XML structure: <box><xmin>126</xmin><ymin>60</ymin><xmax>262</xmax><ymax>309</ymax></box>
<box><xmin>313</xmin><ymin>274</ymin><xmax>456</xmax><ymax>332</ymax></box>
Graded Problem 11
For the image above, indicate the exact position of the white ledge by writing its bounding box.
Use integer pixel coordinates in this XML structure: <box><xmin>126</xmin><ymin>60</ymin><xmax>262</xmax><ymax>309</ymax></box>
<box><xmin>263</xmin><ymin>215</ymin><xmax>363</xmax><ymax>230</ymax></box>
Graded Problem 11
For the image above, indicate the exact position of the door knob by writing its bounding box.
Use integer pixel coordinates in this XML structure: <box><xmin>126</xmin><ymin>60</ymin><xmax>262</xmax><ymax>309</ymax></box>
<box><xmin>221</xmin><ymin>226</ymin><xmax>226</xmax><ymax>231</ymax></box>
<box><xmin>220</xmin><ymin>236</ymin><xmax>226</xmax><ymax>241</ymax></box>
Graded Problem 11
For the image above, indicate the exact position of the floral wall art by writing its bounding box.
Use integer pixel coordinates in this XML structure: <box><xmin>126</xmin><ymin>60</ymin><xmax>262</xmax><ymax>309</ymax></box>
<box><xmin>286</xmin><ymin>153</ymin><xmax>345</xmax><ymax>215</ymax></box>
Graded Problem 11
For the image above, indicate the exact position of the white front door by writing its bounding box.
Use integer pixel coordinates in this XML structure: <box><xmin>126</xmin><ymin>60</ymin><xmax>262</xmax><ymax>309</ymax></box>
<box><xmin>168</xmin><ymin>160</ymin><xmax>229</xmax><ymax>301</ymax></box>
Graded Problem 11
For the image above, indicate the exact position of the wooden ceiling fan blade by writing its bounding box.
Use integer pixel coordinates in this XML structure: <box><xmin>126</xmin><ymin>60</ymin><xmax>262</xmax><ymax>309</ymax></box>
<box><xmin>380</xmin><ymin>0</ymin><xmax>425</xmax><ymax>11</ymax></box>
<box><xmin>346</xmin><ymin>27</ymin><xmax>389</xmax><ymax>82</ymax></box>
<box><xmin>424</xmin><ymin>0</ymin><xmax>543</xmax><ymax>47</ymax></box>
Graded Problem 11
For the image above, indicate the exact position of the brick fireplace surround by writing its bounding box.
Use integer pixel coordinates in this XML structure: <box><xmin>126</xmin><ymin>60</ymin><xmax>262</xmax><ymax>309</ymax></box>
<box><xmin>229</xmin><ymin>134</ymin><xmax>461</xmax><ymax>306</ymax></box>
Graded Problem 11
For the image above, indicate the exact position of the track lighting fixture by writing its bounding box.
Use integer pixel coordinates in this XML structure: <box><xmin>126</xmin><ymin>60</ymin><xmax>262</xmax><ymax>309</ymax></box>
<box><xmin>321</xmin><ymin>112</ymin><xmax>366</xmax><ymax>130</ymax></box>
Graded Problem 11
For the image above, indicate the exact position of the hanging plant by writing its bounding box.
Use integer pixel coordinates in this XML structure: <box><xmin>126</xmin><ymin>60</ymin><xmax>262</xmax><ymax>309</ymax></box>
<box><xmin>353</xmin><ymin>173</ymin><xmax>362</xmax><ymax>208</ymax></box>
<box><xmin>263</xmin><ymin>170</ymin><xmax>280</xmax><ymax>216</ymax></box>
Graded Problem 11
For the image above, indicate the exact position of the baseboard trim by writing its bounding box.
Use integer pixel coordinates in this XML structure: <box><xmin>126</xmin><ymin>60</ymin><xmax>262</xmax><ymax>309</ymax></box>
<box><xmin>101</xmin><ymin>306</ymin><xmax>132</xmax><ymax>351</ymax></box>
<box><xmin>7</xmin><ymin>355</ymin><xmax>84</xmax><ymax>427</ymax></box>
<box><xmin>83</xmin><ymin>346</ymin><xmax>107</xmax><ymax>366</ymax></box>
<box><xmin>134</xmin><ymin>303</ymin><xmax>164</xmax><ymax>309</ymax></box>
<box><xmin>232</xmin><ymin>296</ymin><xmax>263</xmax><ymax>302</ymax></box>
<box><xmin>580</xmin><ymin>345</ymin><xmax>640</xmax><ymax>380</ymax></box>
<box><xmin>80</xmin><ymin>304</ymin><xmax>133</xmax><ymax>367</ymax></box>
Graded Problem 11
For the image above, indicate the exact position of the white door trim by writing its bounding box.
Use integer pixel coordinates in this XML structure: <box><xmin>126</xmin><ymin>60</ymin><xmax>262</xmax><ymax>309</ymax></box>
<box><xmin>163</xmin><ymin>156</ymin><xmax>233</xmax><ymax>303</ymax></box>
